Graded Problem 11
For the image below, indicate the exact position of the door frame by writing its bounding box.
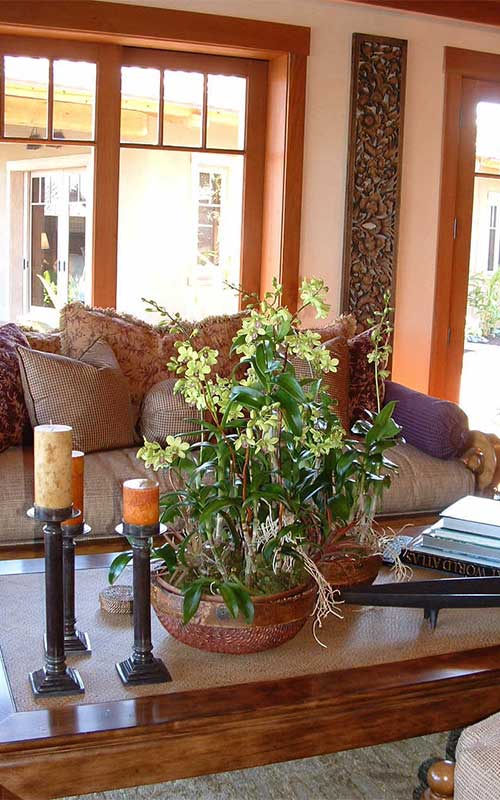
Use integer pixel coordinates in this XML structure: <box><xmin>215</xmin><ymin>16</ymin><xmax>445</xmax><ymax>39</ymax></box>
<box><xmin>430</xmin><ymin>47</ymin><xmax>500</xmax><ymax>400</ymax></box>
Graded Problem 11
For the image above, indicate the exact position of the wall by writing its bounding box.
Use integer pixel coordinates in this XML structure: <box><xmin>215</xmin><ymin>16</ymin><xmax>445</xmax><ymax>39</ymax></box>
<box><xmin>94</xmin><ymin>0</ymin><xmax>500</xmax><ymax>392</ymax></box>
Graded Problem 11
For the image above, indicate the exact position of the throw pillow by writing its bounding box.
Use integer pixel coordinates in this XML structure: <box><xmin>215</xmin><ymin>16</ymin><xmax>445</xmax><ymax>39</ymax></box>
<box><xmin>60</xmin><ymin>303</ymin><xmax>189</xmax><ymax>415</ymax></box>
<box><xmin>384</xmin><ymin>381</ymin><xmax>469</xmax><ymax>460</ymax></box>
<box><xmin>17</xmin><ymin>340</ymin><xmax>136</xmax><ymax>454</ymax></box>
<box><xmin>139</xmin><ymin>378</ymin><xmax>201</xmax><ymax>445</ymax></box>
<box><xmin>348</xmin><ymin>328</ymin><xmax>385</xmax><ymax>425</ymax></box>
<box><xmin>22</xmin><ymin>328</ymin><xmax>62</xmax><ymax>354</ymax></box>
<box><xmin>0</xmin><ymin>324</ymin><xmax>30</xmax><ymax>453</ymax></box>
<box><xmin>290</xmin><ymin>337</ymin><xmax>350</xmax><ymax>430</ymax></box>
<box><xmin>311</xmin><ymin>314</ymin><xmax>357</xmax><ymax>343</ymax></box>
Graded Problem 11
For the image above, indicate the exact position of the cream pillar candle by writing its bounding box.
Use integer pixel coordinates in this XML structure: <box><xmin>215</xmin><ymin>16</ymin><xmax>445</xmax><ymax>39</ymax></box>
<box><xmin>34</xmin><ymin>424</ymin><xmax>73</xmax><ymax>510</ymax></box>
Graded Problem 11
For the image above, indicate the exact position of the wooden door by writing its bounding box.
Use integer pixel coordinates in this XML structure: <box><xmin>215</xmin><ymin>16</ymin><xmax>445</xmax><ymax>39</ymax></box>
<box><xmin>431</xmin><ymin>78</ymin><xmax>500</xmax><ymax>401</ymax></box>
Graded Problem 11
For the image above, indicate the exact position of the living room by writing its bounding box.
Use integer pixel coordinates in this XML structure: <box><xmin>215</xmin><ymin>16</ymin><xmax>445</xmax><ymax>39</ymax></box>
<box><xmin>2</xmin><ymin>1</ymin><xmax>500</xmax><ymax>799</ymax></box>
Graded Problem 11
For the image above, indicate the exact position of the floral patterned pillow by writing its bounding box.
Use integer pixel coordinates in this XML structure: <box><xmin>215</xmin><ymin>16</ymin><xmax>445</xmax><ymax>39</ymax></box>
<box><xmin>0</xmin><ymin>324</ymin><xmax>30</xmax><ymax>453</ymax></box>
<box><xmin>59</xmin><ymin>304</ymin><xmax>245</xmax><ymax>415</ymax></box>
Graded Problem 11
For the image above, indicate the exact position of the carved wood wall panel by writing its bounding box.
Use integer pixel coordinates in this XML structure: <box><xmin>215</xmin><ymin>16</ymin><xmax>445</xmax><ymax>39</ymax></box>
<box><xmin>341</xmin><ymin>33</ymin><xmax>407</xmax><ymax>331</ymax></box>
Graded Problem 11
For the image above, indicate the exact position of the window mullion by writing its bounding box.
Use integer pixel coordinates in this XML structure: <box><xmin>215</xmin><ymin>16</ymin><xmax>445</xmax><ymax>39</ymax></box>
<box><xmin>201</xmin><ymin>72</ymin><xmax>208</xmax><ymax>150</ymax></box>
<box><xmin>0</xmin><ymin>57</ymin><xmax>4</xmax><ymax>138</ymax></box>
<box><xmin>47</xmin><ymin>59</ymin><xmax>54</xmax><ymax>140</ymax></box>
<box><xmin>158</xmin><ymin>69</ymin><xmax>164</xmax><ymax>147</ymax></box>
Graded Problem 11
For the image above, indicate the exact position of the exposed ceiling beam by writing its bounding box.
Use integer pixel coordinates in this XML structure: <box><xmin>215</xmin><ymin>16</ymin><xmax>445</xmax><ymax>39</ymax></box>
<box><xmin>339</xmin><ymin>0</ymin><xmax>500</xmax><ymax>29</ymax></box>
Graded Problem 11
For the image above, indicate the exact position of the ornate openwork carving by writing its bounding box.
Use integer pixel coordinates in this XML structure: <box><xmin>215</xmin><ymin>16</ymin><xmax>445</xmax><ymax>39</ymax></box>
<box><xmin>341</xmin><ymin>33</ymin><xmax>407</xmax><ymax>331</ymax></box>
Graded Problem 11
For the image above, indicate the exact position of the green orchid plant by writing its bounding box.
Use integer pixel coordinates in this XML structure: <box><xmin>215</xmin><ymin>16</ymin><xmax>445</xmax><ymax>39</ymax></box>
<box><xmin>109</xmin><ymin>279</ymin><xmax>401</xmax><ymax>639</ymax></box>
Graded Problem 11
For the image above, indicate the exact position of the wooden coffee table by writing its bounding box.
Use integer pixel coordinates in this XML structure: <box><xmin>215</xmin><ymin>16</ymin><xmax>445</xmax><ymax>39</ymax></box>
<box><xmin>1</xmin><ymin>549</ymin><xmax>500</xmax><ymax>800</ymax></box>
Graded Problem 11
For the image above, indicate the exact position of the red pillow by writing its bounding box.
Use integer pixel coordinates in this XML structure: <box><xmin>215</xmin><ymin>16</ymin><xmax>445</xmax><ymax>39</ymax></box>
<box><xmin>0</xmin><ymin>323</ymin><xmax>30</xmax><ymax>453</ymax></box>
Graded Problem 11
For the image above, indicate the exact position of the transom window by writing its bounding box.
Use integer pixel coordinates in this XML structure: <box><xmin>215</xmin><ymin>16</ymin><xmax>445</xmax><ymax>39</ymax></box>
<box><xmin>1</xmin><ymin>54</ymin><xmax>96</xmax><ymax>142</ymax></box>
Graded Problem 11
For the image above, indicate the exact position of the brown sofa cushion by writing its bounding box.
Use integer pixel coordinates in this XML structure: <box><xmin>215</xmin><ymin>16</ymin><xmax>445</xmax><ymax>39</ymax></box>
<box><xmin>0</xmin><ymin>324</ymin><xmax>30</xmax><ymax>453</ymax></box>
<box><xmin>17</xmin><ymin>340</ymin><xmax>136</xmax><ymax>454</ymax></box>
<box><xmin>0</xmin><ymin>442</ymin><xmax>476</xmax><ymax>546</ymax></box>
<box><xmin>139</xmin><ymin>378</ymin><xmax>201</xmax><ymax>445</ymax></box>
<box><xmin>291</xmin><ymin>337</ymin><xmax>350</xmax><ymax>430</ymax></box>
<box><xmin>377</xmin><ymin>442</ymin><xmax>475</xmax><ymax>516</ymax></box>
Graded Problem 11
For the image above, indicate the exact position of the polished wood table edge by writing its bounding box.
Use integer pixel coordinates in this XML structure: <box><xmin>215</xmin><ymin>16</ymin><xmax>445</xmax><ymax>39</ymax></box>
<box><xmin>1</xmin><ymin>643</ymin><xmax>500</xmax><ymax>748</ymax></box>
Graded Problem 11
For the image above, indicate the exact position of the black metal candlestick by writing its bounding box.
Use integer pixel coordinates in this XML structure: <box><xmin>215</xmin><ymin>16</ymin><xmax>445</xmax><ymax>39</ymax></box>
<box><xmin>61</xmin><ymin>521</ymin><xmax>92</xmax><ymax>653</ymax></box>
<box><xmin>115</xmin><ymin>521</ymin><xmax>171</xmax><ymax>685</ymax></box>
<box><xmin>28</xmin><ymin>506</ymin><xmax>85</xmax><ymax>696</ymax></box>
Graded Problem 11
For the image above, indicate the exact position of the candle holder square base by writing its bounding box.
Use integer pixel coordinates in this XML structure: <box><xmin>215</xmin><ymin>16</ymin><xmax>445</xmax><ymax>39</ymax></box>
<box><xmin>29</xmin><ymin>666</ymin><xmax>85</xmax><ymax>697</ymax></box>
<box><xmin>116</xmin><ymin>656</ymin><xmax>172</xmax><ymax>686</ymax></box>
<box><xmin>64</xmin><ymin>630</ymin><xmax>92</xmax><ymax>654</ymax></box>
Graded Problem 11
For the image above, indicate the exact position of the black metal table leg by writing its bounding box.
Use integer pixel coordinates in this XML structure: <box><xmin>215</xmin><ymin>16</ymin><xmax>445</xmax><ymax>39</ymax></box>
<box><xmin>29</xmin><ymin>508</ymin><xmax>85</xmax><ymax>697</ymax></box>
<box><xmin>115</xmin><ymin>522</ymin><xmax>171</xmax><ymax>685</ymax></box>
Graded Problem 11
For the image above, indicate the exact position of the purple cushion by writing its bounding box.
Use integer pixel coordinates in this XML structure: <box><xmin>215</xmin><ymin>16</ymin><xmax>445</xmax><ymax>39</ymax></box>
<box><xmin>383</xmin><ymin>381</ymin><xmax>469</xmax><ymax>460</ymax></box>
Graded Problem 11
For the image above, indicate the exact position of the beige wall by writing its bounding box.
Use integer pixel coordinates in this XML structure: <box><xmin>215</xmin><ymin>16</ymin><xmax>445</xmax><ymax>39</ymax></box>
<box><xmin>96</xmin><ymin>0</ymin><xmax>500</xmax><ymax>392</ymax></box>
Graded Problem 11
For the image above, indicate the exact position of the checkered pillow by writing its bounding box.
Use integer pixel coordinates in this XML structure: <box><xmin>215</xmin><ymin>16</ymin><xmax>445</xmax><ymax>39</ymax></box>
<box><xmin>17</xmin><ymin>340</ymin><xmax>136</xmax><ymax>454</ymax></box>
<box><xmin>139</xmin><ymin>378</ymin><xmax>202</xmax><ymax>445</ymax></box>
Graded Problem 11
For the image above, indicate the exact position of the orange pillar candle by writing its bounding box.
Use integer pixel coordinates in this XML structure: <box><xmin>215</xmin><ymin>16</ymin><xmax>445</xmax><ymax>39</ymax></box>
<box><xmin>123</xmin><ymin>479</ymin><xmax>159</xmax><ymax>526</ymax></box>
<box><xmin>34</xmin><ymin>424</ymin><xmax>73</xmax><ymax>510</ymax></box>
<box><xmin>64</xmin><ymin>451</ymin><xmax>84</xmax><ymax>526</ymax></box>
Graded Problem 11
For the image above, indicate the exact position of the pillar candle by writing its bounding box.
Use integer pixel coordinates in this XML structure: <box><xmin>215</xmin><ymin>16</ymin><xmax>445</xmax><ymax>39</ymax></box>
<box><xmin>64</xmin><ymin>451</ymin><xmax>85</xmax><ymax>526</ymax></box>
<box><xmin>34</xmin><ymin>424</ymin><xmax>73</xmax><ymax>510</ymax></box>
<box><xmin>123</xmin><ymin>478</ymin><xmax>159</xmax><ymax>526</ymax></box>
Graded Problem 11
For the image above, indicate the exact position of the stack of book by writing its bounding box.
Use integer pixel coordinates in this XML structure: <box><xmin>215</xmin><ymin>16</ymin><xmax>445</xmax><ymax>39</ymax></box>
<box><xmin>394</xmin><ymin>495</ymin><xmax>500</xmax><ymax>577</ymax></box>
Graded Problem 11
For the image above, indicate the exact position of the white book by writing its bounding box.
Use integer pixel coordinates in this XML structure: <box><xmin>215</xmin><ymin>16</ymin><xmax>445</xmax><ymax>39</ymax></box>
<box><xmin>440</xmin><ymin>495</ymin><xmax>500</xmax><ymax>536</ymax></box>
<box><xmin>423</xmin><ymin>527</ymin><xmax>500</xmax><ymax>559</ymax></box>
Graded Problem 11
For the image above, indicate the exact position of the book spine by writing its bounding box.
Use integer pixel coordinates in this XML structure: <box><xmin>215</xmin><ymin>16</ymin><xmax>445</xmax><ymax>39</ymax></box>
<box><xmin>402</xmin><ymin>549</ymin><xmax>500</xmax><ymax>577</ymax></box>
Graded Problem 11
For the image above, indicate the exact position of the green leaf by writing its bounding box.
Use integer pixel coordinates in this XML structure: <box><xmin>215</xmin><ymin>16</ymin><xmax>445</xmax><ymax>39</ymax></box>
<box><xmin>229</xmin><ymin>385</ymin><xmax>265</xmax><ymax>410</ymax></box>
<box><xmin>108</xmin><ymin>551</ymin><xmax>133</xmax><ymax>585</ymax></box>
<box><xmin>232</xmin><ymin>585</ymin><xmax>255</xmax><ymax>624</ymax></box>
<box><xmin>274</xmin><ymin>387</ymin><xmax>302</xmax><ymax>436</ymax></box>
<box><xmin>182</xmin><ymin>582</ymin><xmax>204</xmax><ymax>624</ymax></box>
<box><xmin>254</xmin><ymin>343</ymin><xmax>270</xmax><ymax>387</ymax></box>
<box><xmin>199</xmin><ymin>497</ymin><xmax>238</xmax><ymax>525</ymax></box>
<box><xmin>151</xmin><ymin>543</ymin><xmax>177</xmax><ymax>571</ymax></box>
<box><xmin>276</xmin><ymin>371</ymin><xmax>306</xmax><ymax>402</ymax></box>
<box><xmin>219</xmin><ymin>583</ymin><xmax>240</xmax><ymax>619</ymax></box>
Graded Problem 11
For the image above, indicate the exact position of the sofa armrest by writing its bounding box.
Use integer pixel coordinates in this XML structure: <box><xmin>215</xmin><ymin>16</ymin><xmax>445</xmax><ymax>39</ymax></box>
<box><xmin>460</xmin><ymin>431</ymin><xmax>499</xmax><ymax>492</ymax></box>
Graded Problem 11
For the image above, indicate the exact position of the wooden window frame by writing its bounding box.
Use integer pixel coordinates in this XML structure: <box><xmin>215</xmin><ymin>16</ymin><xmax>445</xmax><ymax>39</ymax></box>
<box><xmin>430</xmin><ymin>47</ymin><xmax>500</xmax><ymax>400</ymax></box>
<box><xmin>0</xmin><ymin>1</ymin><xmax>310</xmax><ymax>312</ymax></box>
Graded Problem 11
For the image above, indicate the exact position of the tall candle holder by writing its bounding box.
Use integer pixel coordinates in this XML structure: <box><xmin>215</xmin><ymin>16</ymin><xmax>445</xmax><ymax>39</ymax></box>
<box><xmin>28</xmin><ymin>505</ymin><xmax>85</xmax><ymax>696</ymax></box>
<box><xmin>115</xmin><ymin>521</ymin><xmax>171</xmax><ymax>685</ymax></box>
<box><xmin>61</xmin><ymin>520</ymin><xmax>92</xmax><ymax>653</ymax></box>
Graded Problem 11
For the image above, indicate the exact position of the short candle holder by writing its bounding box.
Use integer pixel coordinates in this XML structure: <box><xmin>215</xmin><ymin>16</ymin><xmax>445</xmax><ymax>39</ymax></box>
<box><xmin>27</xmin><ymin>506</ymin><xmax>85</xmax><ymax>697</ymax></box>
<box><xmin>115</xmin><ymin>521</ymin><xmax>171</xmax><ymax>685</ymax></box>
<box><xmin>61</xmin><ymin>520</ymin><xmax>92</xmax><ymax>654</ymax></box>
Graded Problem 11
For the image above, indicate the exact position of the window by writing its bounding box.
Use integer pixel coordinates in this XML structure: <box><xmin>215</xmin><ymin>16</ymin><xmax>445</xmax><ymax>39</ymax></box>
<box><xmin>2</xmin><ymin>54</ymin><xmax>96</xmax><ymax>142</ymax></box>
<box><xmin>116</xmin><ymin>50</ymin><xmax>263</xmax><ymax>321</ymax></box>
<box><xmin>0</xmin><ymin>12</ymin><xmax>304</xmax><ymax>326</ymax></box>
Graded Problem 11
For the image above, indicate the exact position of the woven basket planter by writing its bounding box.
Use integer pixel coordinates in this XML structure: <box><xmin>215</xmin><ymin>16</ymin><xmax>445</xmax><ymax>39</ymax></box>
<box><xmin>319</xmin><ymin>554</ymin><xmax>382</xmax><ymax>589</ymax></box>
<box><xmin>151</xmin><ymin>571</ymin><xmax>317</xmax><ymax>654</ymax></box>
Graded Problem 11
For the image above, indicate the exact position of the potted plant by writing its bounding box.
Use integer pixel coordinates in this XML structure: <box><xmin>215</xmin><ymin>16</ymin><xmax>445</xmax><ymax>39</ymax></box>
<box><xmin>110</xmin><ymin>279</ymin><xmax>401</xmax><ymax>653</ymax></box>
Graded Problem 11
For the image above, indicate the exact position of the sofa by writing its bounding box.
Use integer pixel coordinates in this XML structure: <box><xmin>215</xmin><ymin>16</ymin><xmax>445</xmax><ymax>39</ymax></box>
<box><xmin>0</xmin><ymin>303</ymin><xmax>496</xmax><ymax>549</ymax></box>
